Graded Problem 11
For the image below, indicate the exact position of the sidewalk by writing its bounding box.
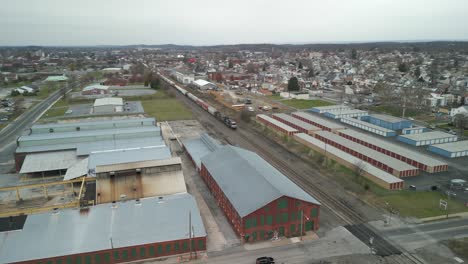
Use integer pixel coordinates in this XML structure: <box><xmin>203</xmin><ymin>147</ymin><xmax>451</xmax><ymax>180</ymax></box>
<box><xmin>421</xmin><ymin>211</ymin><xmax>468</xmax><ymax>222</ymax></box>
<box><xmin>243</xmin><ymin>232</ymin><xmax>319</xmax><ymax>251</ymax></box>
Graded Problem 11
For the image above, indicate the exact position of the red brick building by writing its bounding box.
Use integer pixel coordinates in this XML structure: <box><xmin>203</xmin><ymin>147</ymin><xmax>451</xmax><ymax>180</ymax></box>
<box><xmin>199</xmin><ymin>145</ymin><xmax>320</xmax><ymax>242</ymax></box>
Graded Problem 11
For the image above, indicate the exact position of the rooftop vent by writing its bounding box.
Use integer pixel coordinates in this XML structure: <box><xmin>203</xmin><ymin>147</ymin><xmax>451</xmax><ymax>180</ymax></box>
<box><xmin>111</xmin><ymin>201</ymin><xmax>118</xmax><ymax>209</ymax></box>
<box><xmin>52</xmin><ymin>208</ymin><xmax>59</xmax><ymax>215</ymax></box>
<box><xmin>157</xmin><ymin>196</ymin><xmax>164</xmax><ymax>204</ymax></box>
<box><xmin>135</xmin><ymin>199</ymin><xmax>142</xmax><ymax>206</ymax></box>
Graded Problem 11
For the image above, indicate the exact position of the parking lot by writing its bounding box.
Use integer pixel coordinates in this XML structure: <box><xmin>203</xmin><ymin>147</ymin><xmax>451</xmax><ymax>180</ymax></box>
<box><xmin>65</xmin><ymin>101</ymin><xmax>144</xmax><ymax>117</ymax></box>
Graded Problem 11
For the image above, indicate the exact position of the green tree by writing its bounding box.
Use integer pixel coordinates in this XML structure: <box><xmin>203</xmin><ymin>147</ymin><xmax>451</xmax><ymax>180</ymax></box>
<box><xmin>287</xmin><ymin>77</ymin><xmax>300</xmax><ymax>92</ymax></box>
<box><xmin>228</xmin><ymin>60</ymin><xmax>233</xmax><ymax>68</ymax></box>
<box><xmin>308</xmin><ymin>69</ymin><xmax>315</xmax><ymax>78</ymax></box>
<box><xmin>398</xmin><ymin>62</ymin><xmax>409</xmax><ymax>72</ymax></box>
<box><xmin>414</xmin><ymin>66</ymin><xmax>421</xmax><ymax>78</ymax></box>
<box><xmin>351</xmin><ymin>49</ymin><xmax>358</xmax><ymax>60</ymax></box>
<box><xmin>150</xmin><ymin>77</ymin><xmax>160</xmax><ymax>89</ymax></box>
<box><xmin>298</xmin><ymin>62</ymin><xmax>303</xmax><ymax>69</ymax></box>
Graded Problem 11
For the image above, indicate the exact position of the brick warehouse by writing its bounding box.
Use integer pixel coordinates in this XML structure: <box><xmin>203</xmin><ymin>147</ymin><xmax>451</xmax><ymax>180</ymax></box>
<box><xmin>199</xmin><ymin>145</ymin><xmax>320</xmax><ymax>242</ymax></box>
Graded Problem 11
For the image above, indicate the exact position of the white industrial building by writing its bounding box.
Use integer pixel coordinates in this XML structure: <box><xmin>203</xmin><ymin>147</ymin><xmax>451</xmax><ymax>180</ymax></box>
<box><xmin>93</xmin><ymin>97</ymin><xmax>123</xmax><ymax>114</ymax></box>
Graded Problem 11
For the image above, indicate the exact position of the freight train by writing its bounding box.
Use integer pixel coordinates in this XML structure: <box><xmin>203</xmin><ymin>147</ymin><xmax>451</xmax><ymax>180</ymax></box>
<box><xmin>157</xmin><ymin>72</ymin><xmax>237</xmax><ymax>129</ymax></box>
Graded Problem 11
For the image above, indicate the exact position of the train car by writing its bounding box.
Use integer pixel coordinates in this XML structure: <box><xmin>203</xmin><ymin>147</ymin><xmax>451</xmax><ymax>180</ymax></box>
<box><xmin>208</xmin><ymin>106</ymin><xmax>218</xmax><ymax>116</ymax></box>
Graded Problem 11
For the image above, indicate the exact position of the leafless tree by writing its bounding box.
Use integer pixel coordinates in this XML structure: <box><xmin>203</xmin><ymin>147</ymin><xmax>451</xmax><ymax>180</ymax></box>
<box><xmin>353</xmin><ymin>160</ymin><xmax>367</xmax><ymax>178</ymax></box>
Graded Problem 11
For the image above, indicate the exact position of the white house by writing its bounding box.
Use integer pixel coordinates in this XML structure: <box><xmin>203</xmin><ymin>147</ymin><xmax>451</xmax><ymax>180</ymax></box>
<box><xmin>93</xmin><ymin>97</ymin><xmax>123</xmax><ymax>114</ymax></box>
<box><xmin>193</xmin><ymin>79</ymin><xmax>217</xmax><ymax>90</ymax></box>
<box><xmin>14</xmin><ymin>86</ymin><xmax>35</xmax><ymax>94</ymax></box>
<box><xmin>450</xmin><ymin>106</ymin><xmax>468</xmax><ymax>117</ymax></box>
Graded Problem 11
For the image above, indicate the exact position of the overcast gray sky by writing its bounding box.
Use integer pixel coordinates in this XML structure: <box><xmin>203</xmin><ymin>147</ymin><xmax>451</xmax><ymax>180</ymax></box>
<box><xmin>1</xmin><ymin>0</ymin><xmax>467</xmax><ymax>46</ymax></box>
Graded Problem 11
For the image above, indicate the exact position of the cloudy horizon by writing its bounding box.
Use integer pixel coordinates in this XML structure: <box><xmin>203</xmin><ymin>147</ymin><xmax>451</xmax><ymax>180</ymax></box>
<box><xmin>1</xmin><ymin>0</ymin><xmax>467</xmax><ymax>46</ymax></box>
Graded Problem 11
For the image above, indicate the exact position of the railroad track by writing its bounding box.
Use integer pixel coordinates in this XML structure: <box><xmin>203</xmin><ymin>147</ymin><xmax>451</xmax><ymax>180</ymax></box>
<box><xmin>162</xmin><ymin>76</ymin><xmax>426</xmax><ymax>264</ymax></box>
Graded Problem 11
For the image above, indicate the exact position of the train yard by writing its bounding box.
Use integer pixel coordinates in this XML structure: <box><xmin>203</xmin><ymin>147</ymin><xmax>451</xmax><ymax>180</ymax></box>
<box><xmin>159</xmin><ymin>72</ymin><xmax>427</xmax><ymax>264</ymax></box>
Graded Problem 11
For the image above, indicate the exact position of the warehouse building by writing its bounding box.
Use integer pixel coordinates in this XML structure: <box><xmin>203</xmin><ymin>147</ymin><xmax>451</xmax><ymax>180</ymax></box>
<box><xmin>93</xmin><ymin>97</ymin><xmax>124</xmax><ymax>114</ymax></box>
<box><xmin>310</xmin><ymin>105</ymin><xmax>352</xmax><ymax>114</ymax></box>
<box><xmin>183</xmin><ymin>133</ymin><xmax>221</xmax><ymax>172</ymax></box>
<box><xmin>340</xmin><ymin>117</ymin><xmax>396</xmax><ymax>137</ymax></box>
<box><xmin>82</xmin><ymin>84</ymin><xmax>110</xmax><ymax>95</ymax></box>
<box><xmin>200</xmin><ymin>145</ymin><xmax>320</xmax><ymax>241</ymax></box>
<box><xmin>256</xmin><ymin>114</ymin><xmax>299</xmax><ymax>136</ymax></box>
<box><xmin>29</xmin><ymin>118</ymin><xmax>156</xmax><ymax>134</ymax></box>
<box><xmin>338</xmin><ymin>129</ymin><xmax>448</xmax><ymax>173</ymax></box>
<box><xmin>292</xmin><ymin>111</ymin><xmax>346</xmax><ymax>132</ymax></box>
<box><xmin>315</xmin><ymin>131</ymin><xmax>419</xmax><ymax>177</ymax></box>
<box><xmin>363</xmin><ymin>114</ymin><xmax>412</xmax><ymax>130</ymax></box>
<box><xmin>402</xmin><ymin>126</ymin><xmax>428</xmax><ymax>135</ymax></box>
<box><xmin>15</xmin><ymin>125</ymin><xmax>162</xmax><ymax>172</ymax></box>
<box><xmin>0</xmin><ymin>193</ymin><xmax>207</xmax><ymax>264</ymax></box>
<box><xmin>429</xmin><ymin>140</ymin><xmax>468</xmax><ymax>158</ymax></box>
<box><xmin>272</xmin><ymin>113</ymin><xmax>321</xmax><ymax>135</ymax></box>
<box><xmin>397</xmin><ymin>131</ymin><xmax>457</xmax><ymax>146</ymax></box>
<box><xmin>323</xmin><ymin>109</ymin><xmax>368</xmax><ymax>119</ymax></box>
<box><xmin>294</xmin><ymin>133</ymin><xmax>403</xmax><ymax>190</ymax></box>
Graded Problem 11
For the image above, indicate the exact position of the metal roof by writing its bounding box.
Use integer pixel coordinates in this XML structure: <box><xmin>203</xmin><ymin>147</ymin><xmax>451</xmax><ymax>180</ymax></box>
<box><xmin>88</xmin><ymin>146</ymin><xmax>171</xmax><ymax>173</ymax></box>
<box><xmin>20</xmin><ymin>150</ymin><xmax>82</xmax><ymax>174</ymax></box>
<box><xmin>64</xmin><ymin>158</ymin><xmax>89</xmax><ymax>180</ymax></box>
<box><xmin>0</xmin><ymin>193</ymin><xmax>206</xmax><ymax>264</ymax></box>
<box><xmin>429</xmin><ymin>140</ymin><xmax>468</xmax><ymax>153</ymax></box>
<box><xmin>18</xmin><ymin>126</ymin><xmax>161</xmax><ymax>144</ymax></box>
<box><xmin>315</xmin><ymin>131</ymin><xmax>417</xmax><ymax>171</ymax></box>
<box><xmin>369</xmin><ymin>114</ymin><xmax>407</xmax><ymax>123</ymax></box>
<box><xmin>272</xmin><ymin>113</ymin><xmax>321</xmax><ymax>131</ymax></box>
<box><xmin>339</xmin><ymin>129</ymin><xmax>447</xmax><ymax>167</ymax></box>
<box><xmin>82</xmin><ymin>83</ymin><xmax>109</xmax><ymax>91</ymax></box>
<box><xmin>76</xmin><ymin>136</ymin><xmax>165</xmax><ymax>156</ymax></box>
<box><xmin>45</xmin><ymin>75</ymin><xmax>68</xmax><ymax>81</ymax></box>
<box><xmin>311</xmin><ymin>105</ymin><xmax>351</xmax><ymax>112</ymax></box>
<box><xmin>325</xmin><ymin>109</ymin><xmax>368</xmax><ymax>115</ymax></box>
<box><xmin>182</xmin><ymin>133</ymin><xmax>221</xmax><ymax>169</ymax></box>
<box><xmin>257</xmin><ymin>114</ymin><xmax>298</xmax><ymax>132</ymax></box>
<box><xmin>398</xmin><ymin>131</ymin><xmax>457</xmax><ymax>141</ymax></box>
<box><xmin>201</xmin><ymin>145</ymin><xmax>320</xmax><ymax>217</ymax></box>
<box><xmin>93</xmin><ymin>97</ymin><xmax>123</xmax><ymax>107</ymax></box>
<box><xmin>31</xmin><ymin>118</ymin><xmax>155</xmax><ymax>133</ymax></box>
<box><xmin>294</xmin><ymin>133</ymin><xmax>402</xmax><ymax>184</ymax></box>
<box><xmin>341</xmin><ymin>117</ymin><xmax>396</xmax><ymax>133</ymax></box>
<box><xmin>193</xmin><ymin>79</ymin><xmax>211</xmax><ymax>86</ymax></box>
<box><xmin>292</xmin><ymin>111</ymin><xmax>346</xmax><ymax>130</ymax></box>
<box><xmin>95</xmin><ymin>157</ymin><xmax>181</xmax><ymax>173</ymax></box>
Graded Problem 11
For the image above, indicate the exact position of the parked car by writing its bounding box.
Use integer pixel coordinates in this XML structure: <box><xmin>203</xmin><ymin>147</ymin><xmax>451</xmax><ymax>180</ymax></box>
<box><xmin>256</xmin><ymin>256</ymin><xmax>275</xmax><ymax>264</ymax></box>
<box><xmin>247</xmin><ymin>106</ymin><xmax>254</xmax><ymax>112</ymax></box>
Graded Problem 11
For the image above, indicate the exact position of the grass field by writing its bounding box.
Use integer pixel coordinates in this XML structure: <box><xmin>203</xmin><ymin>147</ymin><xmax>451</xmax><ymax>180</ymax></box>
<box><xmin>42</xmin><ymin>99</ymin><xmax>69</xmax><ymax>119</ymax></box>
<box><xmin>447</xmin><ymin>238</ymin><xmax>468</xmax><ymax>260</ymax></box>
<box><xmin>375</xmin><ymin>191</ymin><xmax>468</xmax><ymax>218</ymax></box>
<box><xmin>142</xmin><ymin>98</ymin><xmax>193</xmax><ymax>121</ymax></box>
<box><xmin>369</xmin><ymin>105</ymin><xmax>424</xmax><ymax>118</ymax></box>
<box><xmin>281</xmin><ymin>99</ymin><xmax>335</xmax><ymax>109</ymax></box>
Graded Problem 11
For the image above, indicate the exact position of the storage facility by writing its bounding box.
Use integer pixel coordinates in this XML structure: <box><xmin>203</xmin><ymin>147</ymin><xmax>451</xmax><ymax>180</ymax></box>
<box><xmin>340</xmin><ymin>117</ymin><xmax>396</xmax><ymax>137</ymax></box>
<box><xmin>294</xmin><ymin>133</ymin><xmax>404</xmax><ymax>190</ymax></box>
<box><xmin>183</xmin><ymin>133</ymin><xmax>221</xmax><ymax>171</ymax></box>
<box><xmin>200</xmin><ymin>145</ymin><xmax>320</xmax><ymax>241</ymax></box>
<box><xmin>310</xmin><ymin>105</ymin><xmax>352</xmax><ymax>114</ymax></box>
<box><xmin>0</xmin><ymin>193</ymin><xmax>207</xmax><ymax>264</ymax></box>
<box><xmin>397</xmin><ymin>131</ymin><xmax>457</xmax><ymax>146</ymax></box>
<box><xmin>428</xmin><ymin>140</ymin><xmax>468</xmax><ymax>158</ymax></box>
<box><xmin>364</xmin><ymin>114</ymin><xmax>413</xmax><ymax>130</ymax></box>
<box><xmin>323</xmin><ymin>109</ymin><xmax>368</xmax><ymax>119</ymax></box>
<box><xmin>314</xmin><ymin>131</ymin><xmax>419</xmax><ymax>177</ymax></box>
<box><xmin>256</xmin><ymin>114</ymin><xmax>299</xmax><ymax>136</ymax></box>
<box><xmin>338</xmin><ymin>129</ymin><xmax>448</xmax><ymax>173</ymax></box>
<box><xmin>272</xmin><ymin>113</ymin><xmax>321</xmax><ymax>135</ymax></box>
<box><xmin>402</xmin><ymin>126</ymin><xmax>428</xmax><ymax>135</ymax></box>
<box><xmin>291</xmin><ymin>111</ymin><xmax>346</xmax><ymax>132</ymax></box>
<box><xmin>93</xmin><ymin>97</ymin><xmax>124</xmax><ymax>114</ymax></box>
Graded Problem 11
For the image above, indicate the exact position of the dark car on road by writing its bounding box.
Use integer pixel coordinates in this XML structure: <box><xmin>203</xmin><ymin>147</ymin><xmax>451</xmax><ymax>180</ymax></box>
<box><xmin>256</xmin><ymin>256</ymin><xmax>275</xmax><ymax>264</ymax></box>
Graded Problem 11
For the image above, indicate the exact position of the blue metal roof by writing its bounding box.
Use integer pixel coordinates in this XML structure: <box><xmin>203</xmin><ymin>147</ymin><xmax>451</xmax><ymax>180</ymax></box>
<box><xmin>183</xmin><ymin>133</ymin><xmax>221</xmax><ymax>169</ymax></box>
<box><xmin>201</xmin><ymin>145</ymin><xmax>320</xmax><ymax>217</ymax></box>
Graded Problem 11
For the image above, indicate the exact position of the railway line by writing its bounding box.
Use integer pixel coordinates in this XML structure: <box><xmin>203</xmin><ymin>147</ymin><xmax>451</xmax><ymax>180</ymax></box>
<box><xmin>159</xmin><ymin>74</ymin><xmax>426</xmax><ymax>264</ymax></box>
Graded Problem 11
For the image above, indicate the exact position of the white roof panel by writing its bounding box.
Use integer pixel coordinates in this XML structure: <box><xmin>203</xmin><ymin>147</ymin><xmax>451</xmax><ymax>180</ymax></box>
<box><xmin>20</xmin><ymin>150</ymin><xmax>82</xmax><ymax>174</ymax></box>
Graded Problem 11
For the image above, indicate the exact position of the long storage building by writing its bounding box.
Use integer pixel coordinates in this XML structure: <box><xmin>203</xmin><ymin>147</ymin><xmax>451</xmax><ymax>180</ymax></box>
<box><xmin>363</xmin><ymin>114</ymin><xmax>413</xmax><ymax>130</ymax></box>
<box><xmin>310</xmin><ymin>105</ymin><xmax>351</xmax><ymax>114</ymax></box>
<box><xmin>337</xmin><ymin>129</ymin><xmax>448</xmax><ymax>173</ymax></box>
<box><xmin>323</xmin><ymin>109</ymin><xmax>368</xmax><ymax>119</ymax></box>
<box><xmin>397</xmin><ymin>131</ymin><xmax>457</xmax><ymax>146</ymax></box>
<box><xmin>294</xmin><ymin>133</ymin><xmax>403</xmax><ymax>190</ymax></box>
<box><xmin>0</xmin><ymin>193</ymin><xmax>207</xmax><ymax>264</ymax></box>
<box><xmin>402</xmin><ymin>126</ymin><xmax>428</xmax><ymax>135</ymax></box>
<box><xmin>256</xmin><ymin>114</ymin><xmax>299</xmax><ymax>136</ymax></box>
<box><xmin>340</xmin><ymin>117</ymin><xmax>396</xmax><ymax>137</ymax></box>
<box><xmin>314</xmin><ymin>131</ymin><xmax>419</xmax><ymax>177</ymax></box>
<box><xmin>183</xmin><ymin>133</ymin><xmax>222</xmax><ymax>172</ymax></box>
<box><xmin>428</xmin><ymin>140</ymin><xmax>468</xmax><ymax>158</ymax></box>
<box><xmin>292</xmin><ymin>111</ymin><xmax>346</xmax><ymax>132</ymax></box>
<box><xmin>272</xmin><ymin>113</ymin><xmax>321</xmax><ymax>135</ymax></box>
<box><xmin>200</xmin><ymin>145</ymin><xmax>321</xmax><ymax>241</ymax></box>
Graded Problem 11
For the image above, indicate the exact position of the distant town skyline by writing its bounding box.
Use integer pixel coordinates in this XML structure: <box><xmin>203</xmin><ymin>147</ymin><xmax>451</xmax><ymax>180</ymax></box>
<box><xmin>1</xmin><ymin>0</ymin><xmax>467</xmax><ymax>46</ymax></box>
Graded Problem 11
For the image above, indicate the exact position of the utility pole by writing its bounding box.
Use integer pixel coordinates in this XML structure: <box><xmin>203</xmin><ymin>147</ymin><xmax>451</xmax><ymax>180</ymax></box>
<box><xmin>300</xmin><ymin>209</ymin><xmax>304</xmax><ymax>241</ymax></box>
<box><xmin>189</xmin><ymin>211</ymin><xmax>192</xmax><ymax>259</ymax></box>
